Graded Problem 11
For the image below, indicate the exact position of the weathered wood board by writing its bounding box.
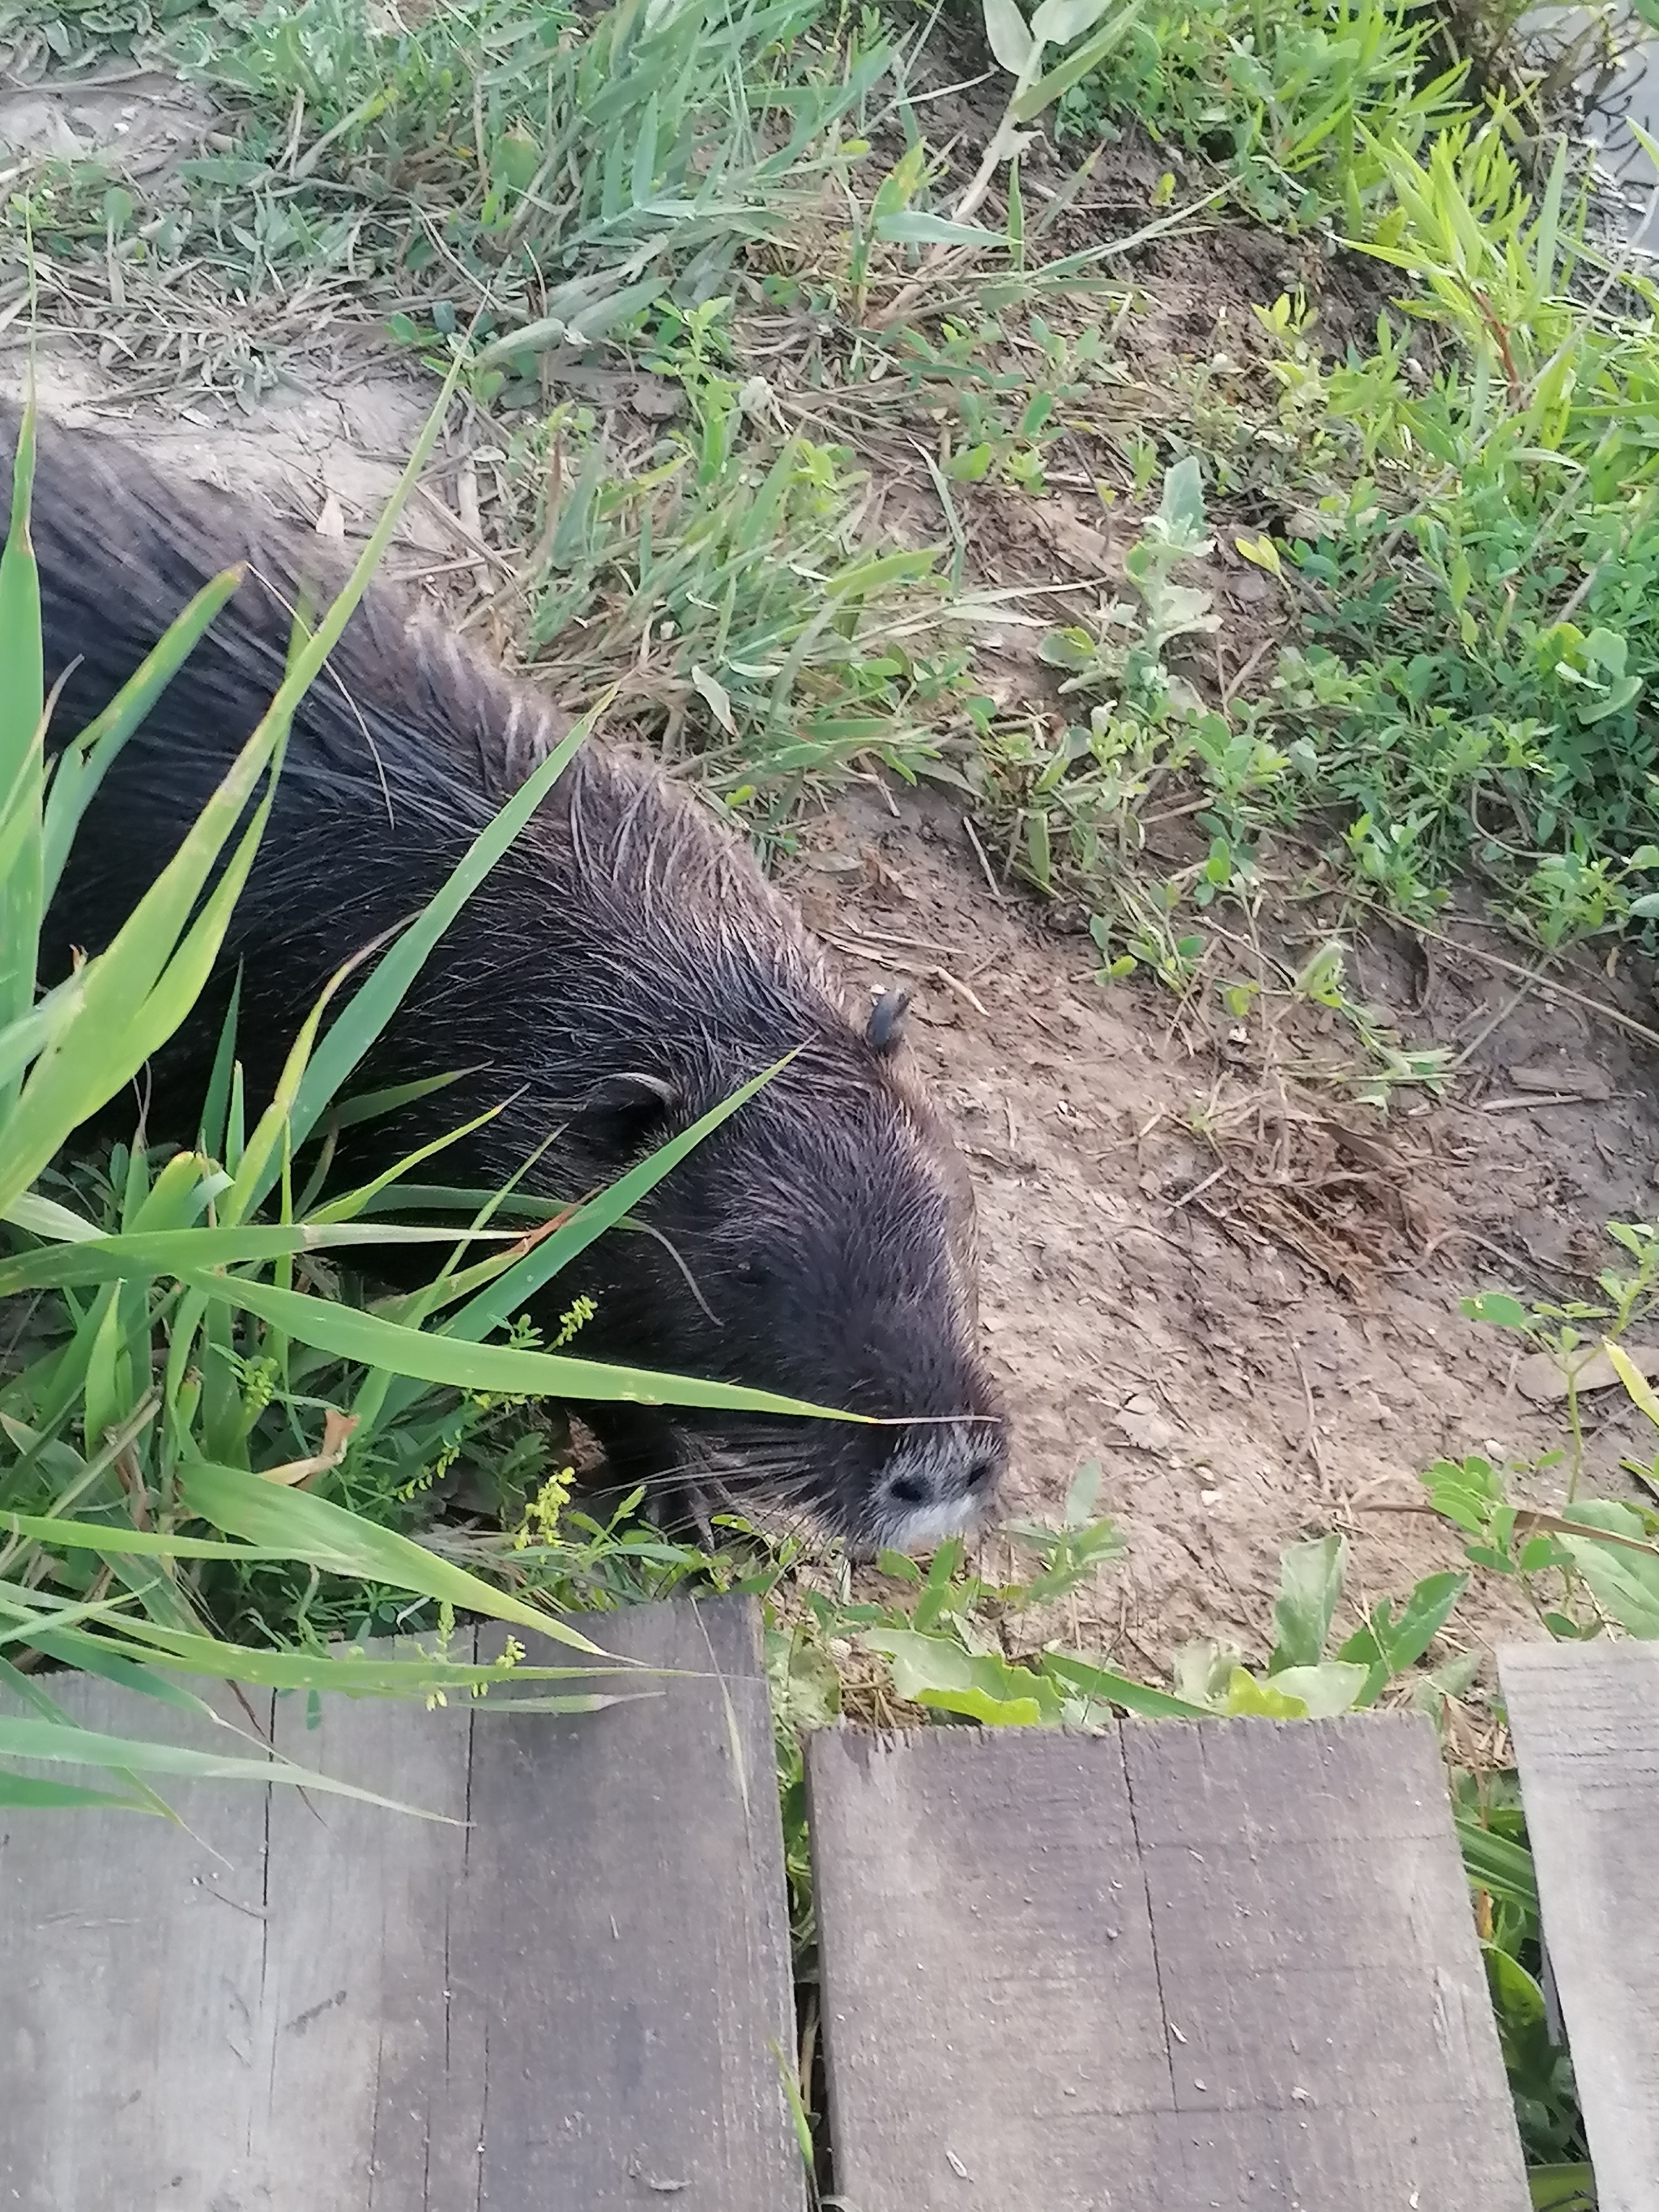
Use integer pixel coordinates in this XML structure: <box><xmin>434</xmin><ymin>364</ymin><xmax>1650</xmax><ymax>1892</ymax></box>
<box><xmin>1501</xmin><ymin>1638</ymin><xmax>1659</xmax><ymax>2212</ymax></box>
<box><xmin>808</xmin><ymin>1714</ymin><xmax>1530</xmax><ymax>2212</ymax></box>
<box><xmin>0</xmin><ymin>1593</ymin><xmax>803</xmax><ymax>2212</ymax></box>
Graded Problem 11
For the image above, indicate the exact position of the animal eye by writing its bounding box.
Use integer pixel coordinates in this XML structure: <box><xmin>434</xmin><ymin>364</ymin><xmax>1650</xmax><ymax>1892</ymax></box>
<box><xmin>733</xmin><ymin>1256</ymin><xmax>770</xmax><ymax>1285</ymax></box>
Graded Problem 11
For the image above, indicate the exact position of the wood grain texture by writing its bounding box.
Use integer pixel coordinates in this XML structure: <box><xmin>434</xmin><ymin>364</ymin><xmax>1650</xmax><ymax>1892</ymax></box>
<box><xmin>808</xmin><ymin>1714</ymin><xmax>1530</xmax><ymax>2212</ymax></box>
<box><xmin>1500</xmin><ymin>1638</ymin><xmax>1659</xmax><ymax>2212</ymax></box>
<box><xmin>0</xmin><ymin>1686</ymin><xmax>277</xmax><ymax>2212</ymax></box>
<box><xmin>260</xmin><ymin>1664</ymin><xmax>474</xmax><ymax>2207</ymax></box>
<box><xmin>458</xmin><ymin>1597</ymin><xmax>804</xmax><ymax>2212</ymax></box>
<box><xmin>0</xmin><ymin>1593</ymin><xmax>802</xmax><ymax>2212</ymax></box>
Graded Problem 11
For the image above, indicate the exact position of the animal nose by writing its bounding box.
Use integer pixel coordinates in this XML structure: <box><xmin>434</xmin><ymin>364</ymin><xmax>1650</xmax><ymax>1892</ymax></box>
<box><xmin>872</xmin><ymin>1434</ymin><xmax>1004</xmax><ymax>1553</ymax></box>
<box><xmin>881</xmin><ymin>1440</ymin><xmax>1001</xmax><ymax>1512</ymax></box>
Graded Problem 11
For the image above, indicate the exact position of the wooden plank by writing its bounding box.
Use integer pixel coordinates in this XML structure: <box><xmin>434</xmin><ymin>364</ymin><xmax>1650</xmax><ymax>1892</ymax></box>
<box><xmin>259</xmin><ymin>1652</ymin><xmax>475</xmax><ymax>2207</ymax></box>
<box><xmin>1125</xmin><ymin>1715</ymin><xmax>1530</xmax><ymax>2206</ymax></box>
<box><xmin>809</xmin><ymin>1715</ymin><xmax>1530</xmax><ymax>2212</ymax></box>
<box><xmin>455</xmin><ymin>1597</ymin><xmax>804</xmax><ymax>2211</ymax></box>
<box><xmin>1500</xmin><ymin>1638</ymin><xmax>1659</xmax><ymax>2212</ymax></box>
<box><xmin>0</xmin><ymin>1593</ymin><xmax>803</xmax><ymax>2212</ymax></box>
<box><xmin>0</xmin><ymin>1686</ymin><xmax>277</xmax><ymax>2211</ymax></box>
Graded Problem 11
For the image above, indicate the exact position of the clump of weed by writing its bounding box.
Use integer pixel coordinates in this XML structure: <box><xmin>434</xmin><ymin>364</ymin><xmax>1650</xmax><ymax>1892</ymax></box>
<box><xmin>484</xmin><ymin>376</ymin><xmax>965</xmax><ymax>799</ymax></box>
<box><xmin>1055</xmin><ymin>0</ymin><xmax>1469</xmax><ymax>229</ymax></box>
<box><xmin>1233</xmin><ymin>125</ymin><xmax>1659</xmax><ymax>948</ymax></box>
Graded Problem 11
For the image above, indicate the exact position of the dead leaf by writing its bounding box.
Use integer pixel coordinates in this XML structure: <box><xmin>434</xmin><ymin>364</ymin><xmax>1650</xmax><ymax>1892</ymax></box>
<box><xmin>1508</xmin><ymin>1063</ymin><xmax>1611</xmax><ymax>1102</ymax></box>
<box><xmin>1515</xmin><ymin>1345</ymin><xmax>1659</xmax><ymax>1404</ymax></box>
<box><xmin>1035</xmin><ymin>502</ymin><xmax>1113</xmax><ymax>576</ymax></box>
<box><xmin>1113</xmin><ymin>1392</ymin><xmax>1179</xmax><ymax>1453</ymax></box>
<box><xmin>259</xmin><ymin>1409</ymin><xmax>358</xmax><ymax>1486</ymax></box>
<box><xmin>862</xmin><ymin>848</ymin><xmax>915</xmax><ymax>904</ymax></box>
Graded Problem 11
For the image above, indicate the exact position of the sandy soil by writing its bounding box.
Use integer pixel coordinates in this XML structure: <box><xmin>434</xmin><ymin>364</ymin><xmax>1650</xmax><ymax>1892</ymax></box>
<box><xmin>786</xmin><ymin>781</ymin><xmax>1659</xmax><ymax>1668</ymax></box>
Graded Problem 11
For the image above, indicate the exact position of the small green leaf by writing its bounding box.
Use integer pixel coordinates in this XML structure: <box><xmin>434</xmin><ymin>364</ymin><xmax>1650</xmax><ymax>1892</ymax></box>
<box><xmin>981</xmin><ymin>0</ymin><xmax>1035</xmax><ymax>76</ymax></box>
<box><xmin>864</xmin><ymin>1627</ymin><xmax>1061</xmax><ymax>1725</ymax></box>
<box><xmin>1063</xmin><ymin>1458</ymin><xmax>1102</xmax><ymax>1526</ymax></box>
<box><xmin>1263</xmin><ymin>1660</ymin><xmax>1369</xmax><ymax>1716</ymax></box>
<box><xmin>876</xmin><ymin>1549</ymin><xmax>924</xmax><ymax>1584</ymax></box>
<box><xmin>1555</xmin><ymin>1499</ymin><xmax>1659</xmax><ymax>1636</ymax></box>
<box><xmin>1269</xmin><ymin>1532</ymin><xmax>1346</xmax><ymax>1672</ymax></box>
<box><xmin>873</xmin><ymin>212</ymin><xmax>1006</xmax><ymax>248</ymax></box>
<box><xmin>493</xmin><ymin>121</ymin><xmax>541</xmax><ymax>194</ymax></box>
<box><xmin>1159</xmin><ymin>454</ymin><xmax>1206</xmax><ymax>534</ymax></box>
<box><xmin>1576</xmin><ymin>673</ymin><xmax>1642</xmax><ymax>725</ymax></box>
<box><xmin>946</xmin><ymin>442</ymin><xmax>995</xmax><ymax>483</ymax></box>
<box><xmin>1463</xmin><ymin>1293</ymin><xmax>1532</xmax><ymax>1331</ymax></box>
<box><xmin>1222</xmin><ymin>1667</ymin><xmax>1307</xmax><ymax>1718</ymax></box>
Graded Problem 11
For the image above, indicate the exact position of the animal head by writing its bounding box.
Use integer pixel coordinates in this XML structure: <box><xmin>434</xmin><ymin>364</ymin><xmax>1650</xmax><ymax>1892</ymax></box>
<box><xmin>558</xmin><ymin>1010</ymin><xmax>1007</xmax><ymax>1554</ymax></box>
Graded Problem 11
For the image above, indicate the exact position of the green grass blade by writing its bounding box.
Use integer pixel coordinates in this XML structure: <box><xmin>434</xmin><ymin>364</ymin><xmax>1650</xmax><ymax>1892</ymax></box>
<box><xmin>1040</xmin><ymin>1650</ymin><xmax>1210</xmax><ymax>1719</ymax></box>
<box><xmin>39</xmin><ymin>567</ymin><xmax>245</xmax><ymax>908</ymax></box>
<box><xmin>182</xmin><ymin>1268</ymin><xmax>866</xmax><ymax>1422</ymax></box>
<box><xmin>35</xmin><ymin>1617</ymin><xmax>638</xmax><ymax>1695</ymax></box>
<box><xmin>306</xmin><ymin>1096</ymin><xmax>515</xmax><ymax>1226</ymax></box>
<box><xmin>0</xmin><ymin>969</ymin><xmax>88</xmax><ymax>1101</ymax></box>
<box><xmin>328</xmin><ymin>1067</ymin><xmax>475</xmax><ymax>1132</ymax></box>
<box><xmin>352</xmin><ymin>1184</ymin><xmax>565</xmax><ymax>1220</ymax></box>
<box><xmin>16</xmin><ymin>1624</ymin><xmax>220</xmax><ymax>1712</ymax></box>
<box><xmin>4</xmin><ymin>1186</ymin><xmax>100</xmax><ymax>1241</ymax></box>
<box><xmin>0</xmin><ymin>1222</ymin><xmax>488</xmax><ymax>1298</ymax></box>
<box><xmin>219</xmin><ymin>938</ymin><xmax>386</xmax><ymax>1227</ymax></box>
<box><xmin>418</xmin><ymin>1056</ymin><xmax>791</xmax><ymax>1362</ymax></box>
<box><xmin>0</xmin><ymin>1770</ymin><xmax>151</xmax><ymax>1811</ymax></box>
<box><xmin>3</xmin><ymin>353</ymin><xmax>464</xmax><ymax>1213</ymax></box>
<box><xmin>0</xmin><ymin>718</ymin><xmax>288</xmax><ymax>1209</ymax></box>
<box><xmin>1455</xmin><ymin>1816</ymin><xmax>1540</xmax><ymax>1918</ymax></box>
<box><xmin>0</xmin><ymin>396</ymin><xmax>42</xmax><ymax>1115</ymax></box>
<box><xmin>0</xmin><ymin>1711</ymin><xmax>455</xmax><ymax>1817</ymax></box>
<box><xmin>176</xmin><ymin>1456</ymin><xmax>621</xmax><ymax>1652</ymax></box>
<box><xmin>1528</xmin><ymin>2166</ymin><xmax>1596</xmax><ymax>2211</ymax></box>
<box><xmin>198</xmin><ymin>967</ymin><xmax>243</xmax><ymax>1159</ymax></box>
<box><xmin>4</xmin><ymin>1508</ymin><xmax>339</xmax><ymax>1561</ymax></box>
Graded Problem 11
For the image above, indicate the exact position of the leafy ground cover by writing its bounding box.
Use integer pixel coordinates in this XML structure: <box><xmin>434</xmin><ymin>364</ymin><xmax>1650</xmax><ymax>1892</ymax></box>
<box><xmin>9</xmin><ymin>0</ymin><xmax>1659</xmax><ymax>2198</ymax></box>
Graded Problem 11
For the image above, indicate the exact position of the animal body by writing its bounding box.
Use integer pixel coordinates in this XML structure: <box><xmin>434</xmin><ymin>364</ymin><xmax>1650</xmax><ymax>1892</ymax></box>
<box><xmin>15</xmin><ymin>402</ymin><xmax>1008</xmax><ymax>1551</ymax></box>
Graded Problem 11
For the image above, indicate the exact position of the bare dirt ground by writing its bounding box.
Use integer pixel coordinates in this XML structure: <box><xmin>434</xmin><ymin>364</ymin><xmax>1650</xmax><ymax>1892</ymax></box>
<box><xmin>789</xmin><ymin>781</ymin><xmax>1659</xmax><ymax>1667</ymax></box>
<box><xmin>12</xmin><ymin>75</ymin><xmax>1659</xmax><ymax>1677</ymax></box>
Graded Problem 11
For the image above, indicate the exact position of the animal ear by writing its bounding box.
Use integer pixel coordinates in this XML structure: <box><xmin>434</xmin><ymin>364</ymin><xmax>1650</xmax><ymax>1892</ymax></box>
<box><xmin>866</xmin><ymin>986</ymin><xmax>912</xmax><ymax>1056</ymax></box>
<box><xmin>578</xmin><ymin>1072</ymin><xmax>682</xmax><ymax>1147</ymax></box>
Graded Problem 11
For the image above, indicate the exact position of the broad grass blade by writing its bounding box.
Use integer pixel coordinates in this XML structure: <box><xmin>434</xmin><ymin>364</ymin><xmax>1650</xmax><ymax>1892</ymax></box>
<box><xmin>176</xmin><ymin>1457</ymin><xmax>621</xmax><ymax>1652</ymax></box>
<box><xmin>0</xmin><ymin>1221</ymin><xmax>488</xmax><ymax>1297</ymax></box>
<box><xmin>0</xmin><ymin>398</ymin><xmax>42</xmax><ymax>1116</ymax></box>
<box><xmin>184</xmin><ymin>1268</ymin><xmax>864</xmax><ymax>1422</ymax></box>
<box><xmin>0</xmin><ymin>1712</ymin><xmax>456</xmax><ymax>1818</ymax></box>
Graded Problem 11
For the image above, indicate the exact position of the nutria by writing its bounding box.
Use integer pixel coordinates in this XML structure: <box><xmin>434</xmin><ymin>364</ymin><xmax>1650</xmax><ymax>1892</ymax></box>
<box><xmin>14</xmin><ymin>401</ymin><xmax>1008</xmax><ymax>1551</ymax></box>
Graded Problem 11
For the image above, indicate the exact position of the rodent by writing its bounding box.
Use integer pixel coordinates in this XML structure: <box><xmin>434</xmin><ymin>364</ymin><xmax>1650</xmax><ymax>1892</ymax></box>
<box><xmin>14</xmin><ymin>400</ymin><xmax>1009</xmax><ymax>1552</ymax></box>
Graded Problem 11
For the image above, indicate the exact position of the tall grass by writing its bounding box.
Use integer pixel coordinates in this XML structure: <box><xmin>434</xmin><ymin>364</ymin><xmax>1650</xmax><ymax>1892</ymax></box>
<box><xmin>0</xmin><ymin>373</ymin><xmax>849</xmax><ymax>1813</ymax></box>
